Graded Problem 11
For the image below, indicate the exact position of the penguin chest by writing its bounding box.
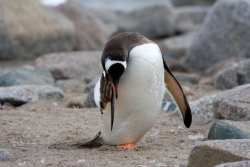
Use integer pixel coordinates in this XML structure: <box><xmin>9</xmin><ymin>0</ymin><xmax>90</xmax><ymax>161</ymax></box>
<box><xmin>101</xmin><ymin>43</ymin><xmax>165</xmax><ymax>145</ymax></box>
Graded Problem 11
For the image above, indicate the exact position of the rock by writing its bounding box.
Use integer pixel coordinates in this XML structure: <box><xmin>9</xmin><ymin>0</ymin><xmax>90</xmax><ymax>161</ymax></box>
<box><xmin>213</xmin><ymin>84</ymin><xmax>250</xmax><ymax>121</ymax></box>
<box><xmin>171</xmin><ymin>0</ymin><xmax>215</xmax><ymax>6</ymax></box>
<box><xmin>163</xmin><ymin>57</ymin><xmax>187</xmax><ymax>72</ymax></box>
<box><xmin>187</xmin><ymin>139</ymin><xmax>250</xmax><ymax>167</ymax></box>
<box><xmin>0</xmin><ymin>85</ymin><xmax>64</xmax><ymax>106</ymax></box>
<box><xmin>174</xmin><ymin>72</ymin><xmax>200</xmax><ymax>84</ymax></box>
<box><xmin>89</xmin><ymin>9</ymin><xmax>119</xmax><ymax>37</ymax></box>
<box><xmin>183</xmin><ymin>0</ymin><xmax>250</xmax><ymax>70</ymax></box>
<box><xmin>205</xmin><ymin>58</ymin><xmax>241</xmax><ymax>76</ymax></box>
<box><xmin>175</xmin><ymin>6</ymin><xmax>210</xmax><ymax>33</ymax></box>
<box><xmin>213</xmin><ymin>59</ymin><xmax>250</xmax><ymax>90</ymax></box>
<box><xmin>158</xmin><ymin>32</ymin><xmax>198</xmax><ymax>59</ymax></box>
<box><xmin>55</xmin><ymin>79</ymin><xmax>85</xmax><ymax>93</ymax></box>
<box><xmin>175</xmin><ymin>6</ymin><xmax>210</xmax><ymax>24</ymax></box>
<box><xmin>208</xmin><ymin>120</ymin><xmax>250</xmax><ymax>140</ymax></box>
<box><xmin>117</xmin><ymin>5</ymin><xmax>175</xmax><ymax>39</ymax></box>
<box><xmin>214</xmin><ymin>161</ymin><xmax>250</xmax><ymax>167</ymax></box>
<box><xmin>83</xmin><ymin>88</ymin><xmax>96</xmax><ymax>108</ymax></box>
<box><xmin>83</xmin><ymin>78</ymin><xmax>99</xmax><ymax>93</ymax></box>
<box><xmin>0</xmin><ymin>0</ymin><xmax>75</xmax><ymax>59</ymax></box>
<box><xmin>66</xmin><ymin>97</ymin><xmax>84</xmax><ymax>108</ymax></box>
<box><xmin>162</xmin><ymin>101</ymin><xmax>177</xmax><ymax>112</ymax></box>
<box><xmin>0</xmin><ymin>149</ymin><xmax>12</xmax><ymax>162</ymax></box>
<box><xmin>56</xmin><ymin>1</ymin><xmax>110</xmax><ymax>50</ymax></box>
<box><xmin>189</xmin><ymin>95</ymin><xmax>216</xmax><ymax>119</ymax></box>
<box><xmin>35</xmin><ymin>51</ymin><xmax>103</xmax><ymax>80</ymax></box>
<box><xmin>0</xmin><ymin>66</ymin><xmax>54</xmax><ymax>86</ymax></box>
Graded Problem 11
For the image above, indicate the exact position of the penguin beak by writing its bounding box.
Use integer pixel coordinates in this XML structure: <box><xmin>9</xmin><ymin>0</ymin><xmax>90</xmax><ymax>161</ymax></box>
<box><xmin>110</xmin><ymin>78</ymin><xmax>119</xmax><ymax>131</ymax></box>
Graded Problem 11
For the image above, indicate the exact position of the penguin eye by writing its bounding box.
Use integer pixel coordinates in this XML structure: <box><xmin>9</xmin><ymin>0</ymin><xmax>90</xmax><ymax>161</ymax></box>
<box><xmin>108</xmin><ymin>63</ymin><xmax>125</xmax><ymax>78</ymax></box>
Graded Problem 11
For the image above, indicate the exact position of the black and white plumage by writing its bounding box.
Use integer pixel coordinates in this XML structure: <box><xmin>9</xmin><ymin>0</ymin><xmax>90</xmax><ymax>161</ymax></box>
<box><xmin>74</xmin><ymin>32</ymin><xmax>192</xmax><ymax>148</ymax></box>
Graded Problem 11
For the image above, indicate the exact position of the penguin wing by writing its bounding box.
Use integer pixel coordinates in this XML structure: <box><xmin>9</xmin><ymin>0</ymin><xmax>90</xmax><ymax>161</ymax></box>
<box><xmin>163</xmin><ymin>60</ymin><xmax>192</xmax><ymax>128</ymax></box>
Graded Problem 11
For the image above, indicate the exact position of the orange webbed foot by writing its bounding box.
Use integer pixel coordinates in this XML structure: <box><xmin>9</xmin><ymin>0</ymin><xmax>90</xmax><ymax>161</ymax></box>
<box><xmin>117</xmin><ymin>143</ymin><xmax>138</xmax><ymax>150</ymax></box>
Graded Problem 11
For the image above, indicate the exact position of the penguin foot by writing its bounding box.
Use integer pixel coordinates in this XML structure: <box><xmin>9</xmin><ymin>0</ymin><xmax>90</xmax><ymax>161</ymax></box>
<box><xmin>117</xmin><ymin>143</ymin><xmax>137</xmax><ymax>150</ymax></box>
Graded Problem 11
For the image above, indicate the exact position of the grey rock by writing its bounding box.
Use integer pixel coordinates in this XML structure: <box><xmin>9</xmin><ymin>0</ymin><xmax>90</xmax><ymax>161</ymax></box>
<box><xmin>0</xmin><ymin>85</ymin><xmax>64</xmax><ymax>106</ymax></box>
<box><xmin>208</xmin><ymin>120</ymin><xmax>250</xmax><ymax>140</ymax></box>
<box><xmin>0</xmin><ymin>149</ymin><xmax>12</xmax><ymax>162</ymax></box>
<box><xmin>171</xmin><ymin>0</ymin><xmax>215</xmax><ymax>6</ymax></box>
<box><xmin>76</xmin><ymin>0</ymin><xmax>172</xmax><ymax>13</ymax></box>
<box><xmin>189</xmin><ymin>95</ymin><xmax>216</xmax><ymax>119</ymax></box>
<box><xmin>213</xmin><ymin>59</ymin><xmax>250</xmax><ymax>90</ymax></box>
<box><xmin>175</xmin><ymin>6</ymin><xmax>210</xmax><ymax>33</ymax></box>
<box><xmin>187</xmin><ymin>139</ymin><xmax>250</xmax><ymax>167</ymax></box>
<box><xmin>175</xmin><ymin>6</ymin><xmax>210</xmax><ymax>24</ymax></box>
<box><xmin>83</xmin><ymin>88</ymin><xmax>97</xmax><ymax>108</ymax></box>
<box><xmin>55</xmin><ymin>79</ymin><xmax>85</xmax><ymax>93</ymax></box>
<box><xmin>83</xmin><ymin>76</ymin><xmax>99</xmax><ymax>93</ymax></box>
<box><xmin>0</xmin><ymin>66</ymin><xmax>54</xmax><ymax>86</ymax></box>
<box><xmin>157</xmin><ymin>32</ymin><xmax>198</xmax><ymax>59</ymax></box>
<box><xmin>84</xmin><ymin>80</ymin><xmax>97</xmax><ymax>93</ymax></box>
<box><xmin>66</xmin><ymin>97</ymin><xmax>84</xmax><ymax>108</ymax></box>
<box><xmin>56</xmin><ymin>1</ymin><xmax>110</xmax><ymax>50</ymax></box>
<box><xmin>0</xmin><ymin>0</ymin><xmax>75</xmax><ymax>59</ymax></box>
<box><xmin>174</xmin><ymin>72</ymin><xmax>200</xmax><ymax>84</ymax></box>
<box><xmin>89</xmin><ymin>8</ymin><xmax>119</xmax><ymax>37</ymax></box>
<box><xmin>35</xmin><ymin>51</ymin><xmax>103</xmax><ymax>80</ymax></box>
<box><xmin>162</xmin><ymin>101</ymin><xmax>177</xmax><ymax>112</ymax></box>
<box><xmin>213</xmin><ymin>84</ymin><xmax>250</xmax><ymax>121</ymax></box>
<box><xmin>117</xmin><ymin>5</ymin><xmax>175</xmax><ymax>39</ymax></box>
<box><xmin>214</xmin><ymin>161</ymin><xmax>250</xmax><ymax>167</ymax></box>
<box><xmin>183</xmin><ymin>0</ymin><xmax>250</xmax><ymax>70</ymax></box>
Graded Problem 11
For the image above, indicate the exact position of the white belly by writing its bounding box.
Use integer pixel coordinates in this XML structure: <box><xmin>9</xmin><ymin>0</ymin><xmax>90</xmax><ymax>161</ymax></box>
<box><xmin>95</xmin><ymin>43</ymin><xmax>165</xmax><ymax>145</ymax></box>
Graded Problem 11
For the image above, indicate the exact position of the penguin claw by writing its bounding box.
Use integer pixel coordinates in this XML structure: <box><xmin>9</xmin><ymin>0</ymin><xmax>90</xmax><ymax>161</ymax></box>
<box><xmin>117</xmin><ymin>143</ymin><xmax>137</xmax><ymax>150</ymax></box>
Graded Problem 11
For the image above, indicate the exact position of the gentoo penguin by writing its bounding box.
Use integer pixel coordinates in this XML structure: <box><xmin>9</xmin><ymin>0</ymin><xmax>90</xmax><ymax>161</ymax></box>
<box><xmin>74</xmin><ymin>32</ymin><xmax>192</xmax><ymax>149</ymax></box>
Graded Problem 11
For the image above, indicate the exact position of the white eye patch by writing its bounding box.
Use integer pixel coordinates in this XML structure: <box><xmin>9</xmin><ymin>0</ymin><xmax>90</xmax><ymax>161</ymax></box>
<box><xmin>105</xmin><ymin>58</ymin><xmax>127</xmax><ymax>71</ymax></box>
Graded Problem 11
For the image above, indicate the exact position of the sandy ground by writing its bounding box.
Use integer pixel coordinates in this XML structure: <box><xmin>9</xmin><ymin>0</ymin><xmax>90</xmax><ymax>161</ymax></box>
<box><xmin>0</xmin><ymin>70</ymin><xmax>220</xmax><ymax>167</ymax></box>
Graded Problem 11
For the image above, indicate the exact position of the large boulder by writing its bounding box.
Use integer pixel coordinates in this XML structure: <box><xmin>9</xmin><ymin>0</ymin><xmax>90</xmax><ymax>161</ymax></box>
<box><xmin>213</xmin><ymin>84</ymin><xmax>250</xmax><ymax>121</ymax></box>
<box><xmin>213</xmin><ymin>59</ymin><xmax>250</xmax><ymax>90</ymax></box>
<box><xmin>0</xmin><ymin>0</ymin><xmax>75</xmax><ymax>59</ymax></box>
<box><xmin>35</xmin><ymin>51</ymin><xmax>103</xmax><ymax>80</ymax></box>
<box><xmin>117</xmin><ymin>5</ymin><xmax>175</xmax><ymax>39</ymax></box>
<box><xmin>187</xmin><ymin>139</ymin><xmax>250</xmax><ymax>167</ymax></box>
<box><xmin>56</xmin><ymin>1</ymin><xmax>110</xmax><ymax>50</ymax></box>
<box><xmin>183</xmin><ymin>0</ymin><xmax>250</xmax><ymax>70</ymax></box>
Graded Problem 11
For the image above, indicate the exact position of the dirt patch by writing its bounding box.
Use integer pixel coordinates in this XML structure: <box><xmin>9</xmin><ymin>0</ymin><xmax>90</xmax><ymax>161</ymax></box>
<box><xmin>0</xmin><ymin>77</ymin><xmax>220</xmax><ymax>167</ymax></box>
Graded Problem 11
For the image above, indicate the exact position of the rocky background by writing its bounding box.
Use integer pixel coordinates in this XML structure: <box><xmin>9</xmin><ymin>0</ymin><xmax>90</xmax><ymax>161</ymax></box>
<box><xmin>1</xmin><ymin>0</ymin><xmax>250</xmax><ymax>166</ymax></box>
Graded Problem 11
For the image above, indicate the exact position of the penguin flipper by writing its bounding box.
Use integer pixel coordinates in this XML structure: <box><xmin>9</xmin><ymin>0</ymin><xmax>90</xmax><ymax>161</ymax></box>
<box><xmin>72</xmin><ymin>131</ymin><xmax>102</xmax><ymax>148</ymax></box>
<box><xmin>163</xmin><ymin>60</ymin><xmax>192</xmax><ymax>128</ymax></box>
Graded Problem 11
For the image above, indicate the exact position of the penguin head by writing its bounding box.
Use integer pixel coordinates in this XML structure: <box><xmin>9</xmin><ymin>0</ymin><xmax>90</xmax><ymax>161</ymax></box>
<box><xmin>103</xmin><ymin>58</ymin><xmax>127</xmax><ymax>99</ymax></box>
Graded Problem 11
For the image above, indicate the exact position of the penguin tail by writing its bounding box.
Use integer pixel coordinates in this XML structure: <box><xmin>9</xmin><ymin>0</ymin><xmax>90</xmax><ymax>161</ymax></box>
<box><xmin>72</xmin><ymin>131</ymin><xmax>102</xmax><ymax>148</ymax></box>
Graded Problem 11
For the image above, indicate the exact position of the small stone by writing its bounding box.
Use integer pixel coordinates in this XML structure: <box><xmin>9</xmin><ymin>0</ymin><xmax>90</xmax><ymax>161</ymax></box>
<box><xmin>66</xmin><ymin>99</ymin><xmax>84</xmax><ymax>109</ymax></box>
<box><xmin>208</xmin><ymin>120</ymin><xmax>250</xmax><ymax>140</ymax></box>
<box><xmin>83</xmin><ymin>89</ymin><xmax>97</xmax><ymax>108</ymax></box>
<box><xmin>0</xmin><ymin>66</ymin><xmax>54</xmax><ymax>86</ymax></box>
<box><xmin>0</xmin><ymin>85</ymin><xmax>64</xmax><ymax>106</ymax></box>
<box><xmin>0</xmin><ymin>149</ymin><xmax>12</xmax><ymax>162</ymax></box>
<box><xmin>187</xmin><ymin>139</ymin><xmax>250</xmax><ymax>167</ymax></box>
<box><xmin>189</xmin><ymin>95</ymin><xmax>216</xmax><ymax>119</ymax></box>
<box><xmin>213</xmin><ymin>84</ymin><xmax>250</xmax><ymax>121</ymax></box>
<box><xmin>214</xmin><ymin>161</ymin><xmax>250</xmax><ymax>167</ymax></box>
<box><xmin>174</xmin><ymin>72</ymin><xmax>200</xmax><ymax>85</ymax></box>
